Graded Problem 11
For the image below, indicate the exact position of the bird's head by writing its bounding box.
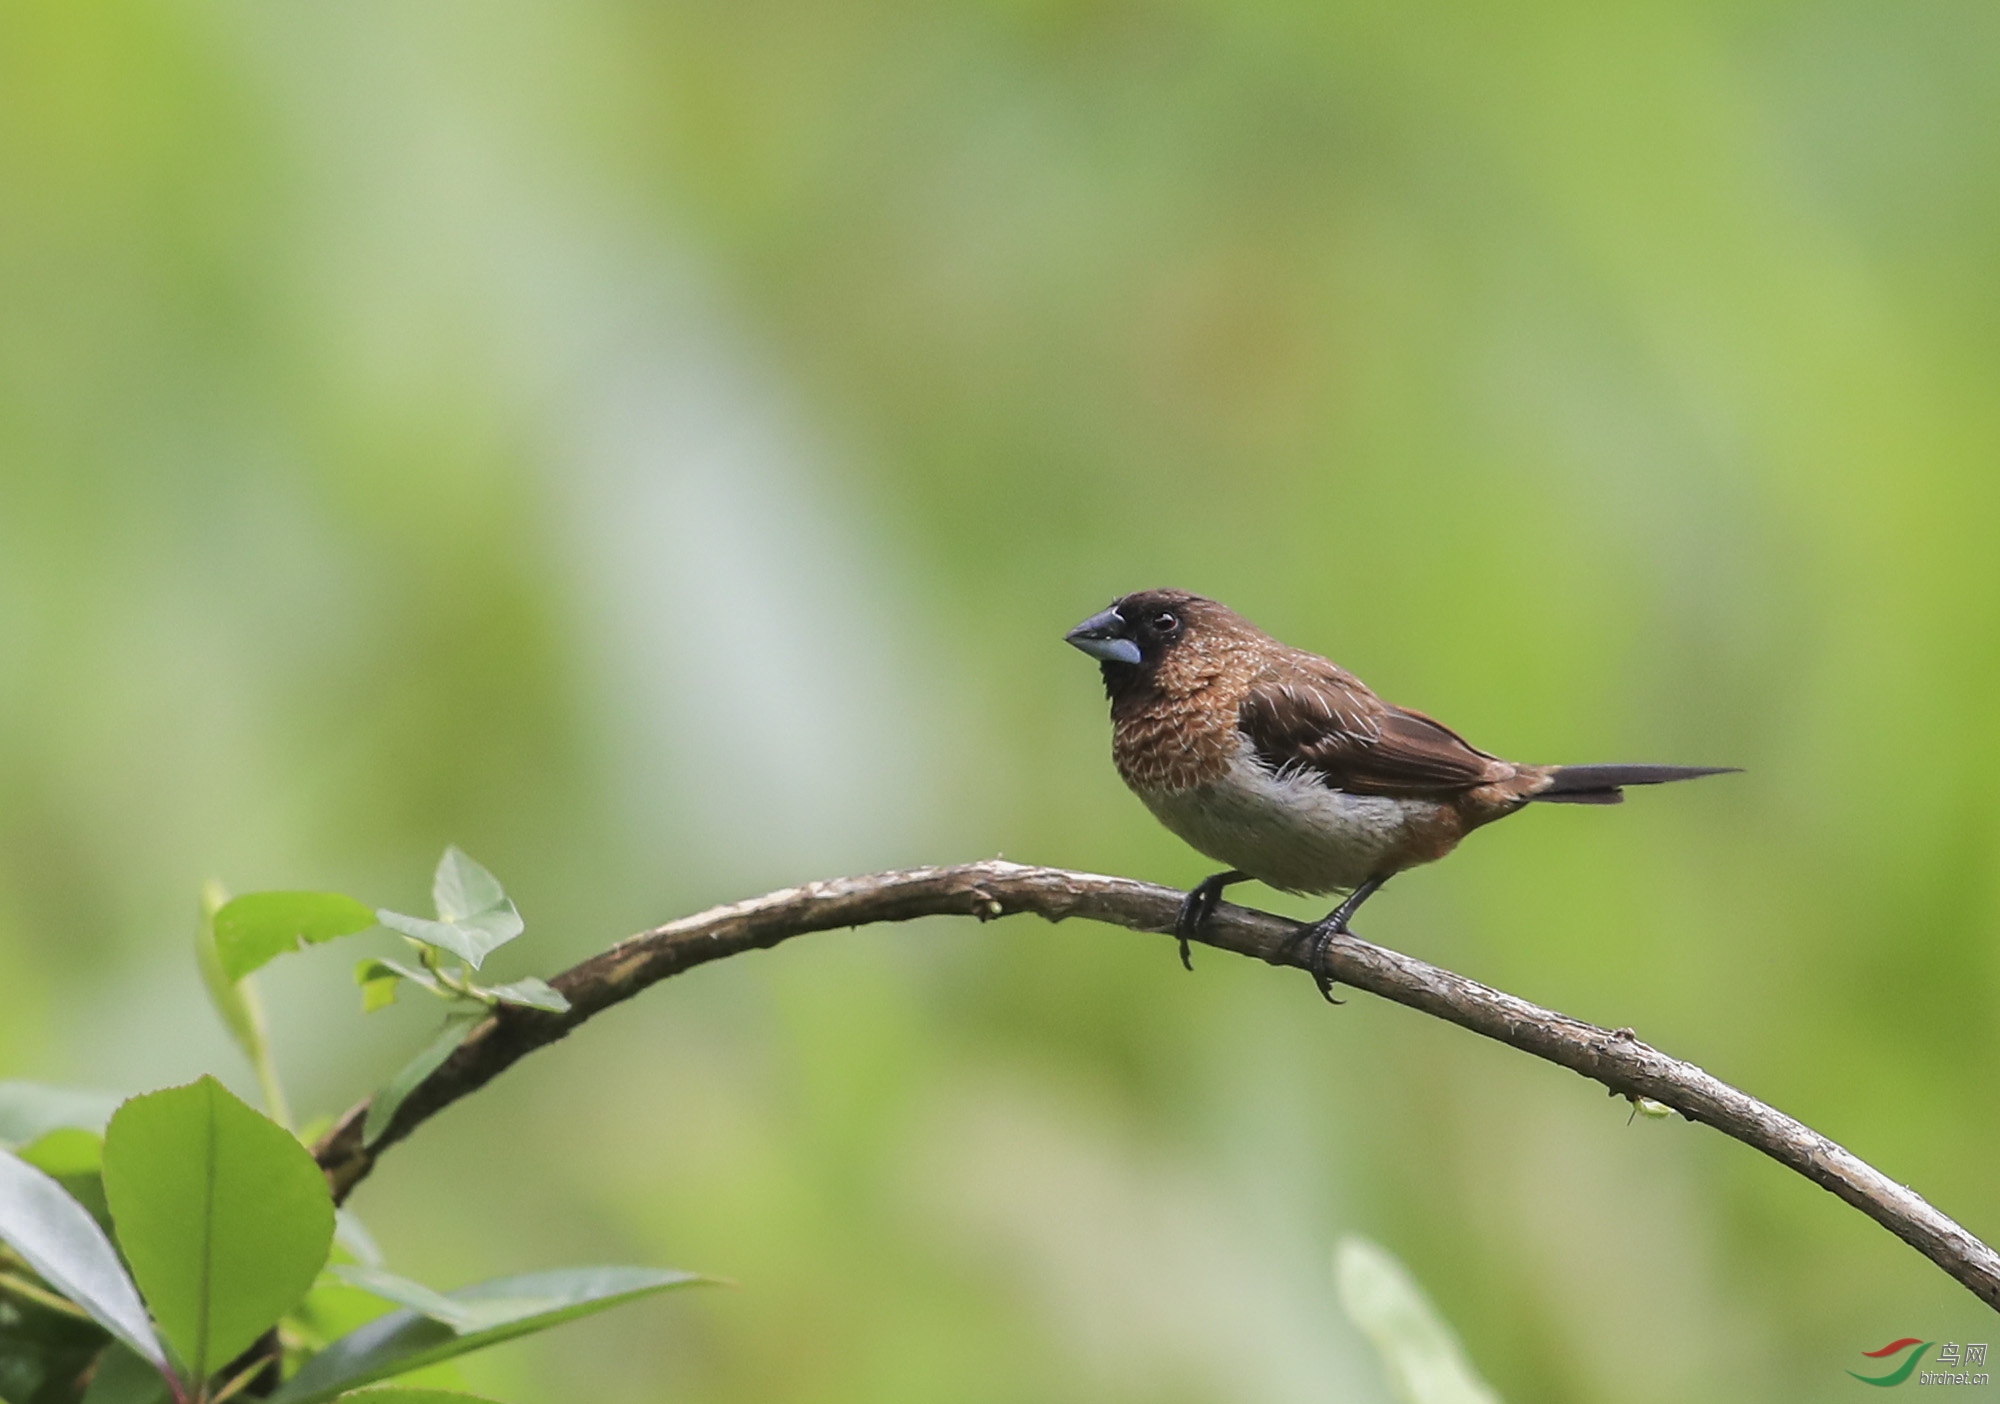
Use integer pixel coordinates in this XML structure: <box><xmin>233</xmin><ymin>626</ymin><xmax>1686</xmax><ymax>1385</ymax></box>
<box><xmin>1065</xmin><ymin>588</ymin><xmax>1229</xmax><ymax>697</ymax></box>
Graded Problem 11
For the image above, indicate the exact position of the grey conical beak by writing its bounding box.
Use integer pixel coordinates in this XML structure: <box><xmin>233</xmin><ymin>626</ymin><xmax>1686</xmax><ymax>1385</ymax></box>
<box><xmin>1065</xmin><ymin>607</ymin><xmax>1142</xmax><ymax>665</ymax></box>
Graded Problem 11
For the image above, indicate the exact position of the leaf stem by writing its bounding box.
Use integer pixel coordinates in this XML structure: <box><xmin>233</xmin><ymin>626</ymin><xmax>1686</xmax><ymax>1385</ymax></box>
<box><xmin>0</xmin><ymin>1269</ymin><xmax>95</xmax><ymax>1320</ymax></box>
<box><xmin>248</xmin><ymin>1031</ymin><xmax>293</xmax><ymax>1133</ymax></box>
<box><xmin>409</xmin><ymin>939</ymin><xmax>495</xmax><ymax>1007</ymax></box>
<box><xmin>207</xmin><ymin>1354</ymin><xmax>270</xmax><ymax>1404</ymax></box>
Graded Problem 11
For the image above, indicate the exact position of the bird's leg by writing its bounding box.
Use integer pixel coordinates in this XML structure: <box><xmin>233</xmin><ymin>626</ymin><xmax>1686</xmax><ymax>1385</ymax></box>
<box><xmin>1296</xmin><ymin>874</ymin><xmax>1391</xmax><ymax>1004</ymax></box>
<box><xmin>1174</xmin><ymin>870</ymin><xmax>1249</xmax><ymax>971</ymax></box>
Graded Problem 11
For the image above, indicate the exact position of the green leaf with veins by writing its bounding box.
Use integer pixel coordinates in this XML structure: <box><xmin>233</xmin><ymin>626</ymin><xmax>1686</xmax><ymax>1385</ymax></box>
<box><xmin>101</xmin><ymin>1078</ymin><xmax>334</xmax><ymax>1383</ymax></box>
<box><xmin>374</xmin><ymin>849</ymin><xmax>523</xmax><ymax>970</ymax></box>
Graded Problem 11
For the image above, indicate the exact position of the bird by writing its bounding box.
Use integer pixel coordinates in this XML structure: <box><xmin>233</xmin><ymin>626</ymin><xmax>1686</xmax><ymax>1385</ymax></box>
<box><xmin>1064</xmin><ymin>589</ymin><xmax>1736</xmax><ymax>1000</ymax></box>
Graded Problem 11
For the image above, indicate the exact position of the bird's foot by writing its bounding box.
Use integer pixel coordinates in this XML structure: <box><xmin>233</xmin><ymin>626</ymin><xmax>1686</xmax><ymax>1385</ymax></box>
<box><xmin>1295</xmin><ymin>914</ymin><xmax>1349</xmax><ymax>1005</ymax></box>
<box><xmin>1174</xmin><ymin>871</ymin><xmax>1246</xmax><ymax>972</ymax></box>
<box><xmin>1293</xmin><ymin>875</ymin><xmax>1389</xmax><ymax>1004</ymax></box>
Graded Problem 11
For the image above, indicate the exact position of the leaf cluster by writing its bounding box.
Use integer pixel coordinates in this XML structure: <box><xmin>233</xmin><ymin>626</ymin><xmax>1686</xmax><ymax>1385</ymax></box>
<box><xmin>207</xmin><ymin>849</ymin><xmax>567</xmax><ymax>1146</ymax></box>
<box><xmin>0</xmin><ymin>850</ymin><xmax>706</xmax><ymax>1404</ymax></box>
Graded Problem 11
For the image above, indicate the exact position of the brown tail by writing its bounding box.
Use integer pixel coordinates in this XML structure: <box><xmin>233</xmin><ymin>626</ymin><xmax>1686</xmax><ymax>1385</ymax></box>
<box><xmin>1529</xmin><ymin>764</ymin><xmax>1740</xmax><ymax>806</ymax></box>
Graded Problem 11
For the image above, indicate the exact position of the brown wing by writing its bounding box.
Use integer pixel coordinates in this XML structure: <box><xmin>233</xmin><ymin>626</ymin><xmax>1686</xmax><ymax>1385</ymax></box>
<box><xmin>1238</xmin><ymin>656</ymin><xmax>1501</xmax><ymax>797</ymax></box>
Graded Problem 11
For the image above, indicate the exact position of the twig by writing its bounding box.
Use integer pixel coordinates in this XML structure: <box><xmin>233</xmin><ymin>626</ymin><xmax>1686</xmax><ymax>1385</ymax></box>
<box><xmin>0</xmin><ymin>1269</ymin><xmax>97</xmax><ymax>1321</ymax></box>
<box><xmin>311</xmin><ymin>860</ymin><xmax>2000</xmax><ymax>1312</ymax></box>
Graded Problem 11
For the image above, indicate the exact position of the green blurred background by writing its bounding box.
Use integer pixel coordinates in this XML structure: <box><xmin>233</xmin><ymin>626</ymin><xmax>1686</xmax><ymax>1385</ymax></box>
<box><xmin>4</xmin><ymin>0</ymin><xmax>1998</xmax><ymax>1399</ymax></box>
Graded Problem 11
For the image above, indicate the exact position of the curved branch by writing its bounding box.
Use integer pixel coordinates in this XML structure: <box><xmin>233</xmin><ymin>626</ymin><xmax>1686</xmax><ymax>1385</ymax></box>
<box><xmin>311</xmin><ymin>861</ymin><xmax>2000</xmax><ymax>1312</ymax></box>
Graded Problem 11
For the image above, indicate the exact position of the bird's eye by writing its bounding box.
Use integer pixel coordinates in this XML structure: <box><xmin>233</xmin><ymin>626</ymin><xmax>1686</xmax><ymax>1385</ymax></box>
<box><xmin>1150</xmin><ymin>610</ymin><xmax>1179</xmax><ymax>634</ymax></box>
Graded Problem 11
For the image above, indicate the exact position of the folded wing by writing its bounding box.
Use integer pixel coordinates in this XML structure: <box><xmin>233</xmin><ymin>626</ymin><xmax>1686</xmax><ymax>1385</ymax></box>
<box><xmin>1238</xmin><ymin>656</ymin><xmax>1505</xmax><ymax>797</ymax></box>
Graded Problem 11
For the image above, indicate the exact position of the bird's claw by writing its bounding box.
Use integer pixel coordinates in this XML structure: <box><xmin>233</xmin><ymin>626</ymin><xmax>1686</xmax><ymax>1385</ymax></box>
<box><xmin>1307</xmin><ymin>919</ymin><xmax>1347</xmax><ymax>1004</ymax></box>
<box><xmin>1297</xmin><ymin>876</ymin><xmax>1389</xmax><ymax>1005</ymax></box>
<box><xmin>1174</xmin><ymin>914</ymin><xmax>1197</xmax><ymax>971</ymax></box>
<box><xmin>1174</xmin><ymin>871</ymin><xmax>1247</xmax><ymax>972</ymax></box>
<box><xmin>1173</xmin><ymin>887</ymin><xmax>1215</xmax><ymax>971</ymax></box>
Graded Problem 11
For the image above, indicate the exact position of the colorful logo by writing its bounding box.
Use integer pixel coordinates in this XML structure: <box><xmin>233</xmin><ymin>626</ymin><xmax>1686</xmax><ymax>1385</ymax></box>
<box><xmin>1850</xmin><ymin>1339</ymin><xmax>1931</xmax><ymax>1387</ymax></box>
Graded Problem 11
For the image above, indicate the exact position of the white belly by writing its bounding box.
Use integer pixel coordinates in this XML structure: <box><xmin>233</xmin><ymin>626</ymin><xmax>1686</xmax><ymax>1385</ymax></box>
<box><xmin>1137</xmin><ymin>749</ymin><xmax>1438</xmax><ymax>895</ymax></box>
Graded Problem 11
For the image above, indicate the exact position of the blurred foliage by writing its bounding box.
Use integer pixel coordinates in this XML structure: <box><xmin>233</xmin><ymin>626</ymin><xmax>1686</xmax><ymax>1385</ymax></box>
<box><xmin>1337</xmin><ymin>1237</ymin><xmax>1500</xmax><ymax>1404</ymax></box>
<box><xmin>2</xmin><ymin>0</ymin><xmax>1998</xmax><ymax>1400</ymax></box>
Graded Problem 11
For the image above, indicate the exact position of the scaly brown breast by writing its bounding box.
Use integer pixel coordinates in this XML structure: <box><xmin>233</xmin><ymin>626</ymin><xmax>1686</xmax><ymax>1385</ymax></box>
<box><xmin>1108</xmin><ymin>634</ymin><xmax>1263</xmax><ymax>794</ymax></box>
<box><xmin>1111</xmin><ymin>687</ymin><xmax>1236</xmax><ymax>793</ymax></box>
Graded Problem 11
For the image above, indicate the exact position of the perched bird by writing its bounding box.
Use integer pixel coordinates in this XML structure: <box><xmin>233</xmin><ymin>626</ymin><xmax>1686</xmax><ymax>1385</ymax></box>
<box><xmin>1065</xmin><ymin>589</ymin><xmax>1735</xmax><ymax>999</ymax></box>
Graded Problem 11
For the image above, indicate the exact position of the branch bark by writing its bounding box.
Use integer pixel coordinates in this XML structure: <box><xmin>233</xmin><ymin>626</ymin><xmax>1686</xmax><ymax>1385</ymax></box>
<box><xmin>311</xmin><ymin>860</ymin><xmax>2000</xmax><ymax>1312</ymax></box>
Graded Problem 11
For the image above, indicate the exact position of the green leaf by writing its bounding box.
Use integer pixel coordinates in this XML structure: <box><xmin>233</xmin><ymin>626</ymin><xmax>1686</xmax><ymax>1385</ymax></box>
<box><xmin>213</xmin><ymin>893</ymin><xmax>378</xmax><ymax>981</ymax></box>
<box><xmin>362</xmin><ymin>1017</ymin><xmax>482</xmax><ymax>1148</ymax></box>
<box><xmin>286</xmin><ymin>1275</ymin><xmax>395</xmax><ymax>1360</ymax></box>
<box><xmin>0</xmin><ymin>1085</ymin><xmax>121</xmax><ymax>1149</ymax></box>
<box><xmin>430</xmin><ymin>849</ymin><xmax>507</xmax><ymax>924</ymax></box>
<box><xmin>0</xmin><ymin>1148</ymin><xmax>167</xmax><ymax>1372</ymax></box>
<box><xmin>15</xmin><ymin>1130</ymin><xmax>101</xmax><ymax>1180</ymax></box>
<box><xmin>101</xmin><ymin>1077</ymin><xmax>335</xmax><ymax>1383</ymax></box>
<box><xmin>197</xmin><ymin>881</ymin><xmax>293</xmax><ymax>1128</ymax></box>
<box><xmin>474</xmin><ymin>978</ymin><xmax>568</xmax><ymax>1015</ymax></box>
<box><xmin>268</xmin><ymin>1267</ymin><xmax>707</xmax><ymax>1404</ymax></box>
<box><xmin>332</xmin><ymin>1211</ymin><xmax>384</xmax><ymax>1270</ymax></box>
<box><xmin>79</xmin><ymin>1344</ymin><xmax>173</xmax><ymax>1404</ymax></box>
<box><xmin>328</xmin><ymin>1267</ymin><xmax>491</xmax><ymax>1334</ymax></box>
<box><xmin>371</xmin><ymin>849</ymin><xmax>523</xmax><ymax>970</ymax></box>
<box><xmin>16</xmin><ymin>1129</ymin><xmax>110</xmax><ymax>1228</ymax></box>
<box><xmin>1335</xmin><ymin>1237</ymin><xmax>1501</xmax><ymax>1404</ymax></box>
<box><xmin>353</xmin><ymin>959</ymin><xmax>442</xmax><ymax>1015</ymax></box>
<box><xmin>196</xmin><ymin>882</ymin><xmax>262</xmax><ymax>1061</ymax></box>
<box><xmin>330</xmin><ymin>1390</ymin><xmax>503</xmax><ymax>1403</ymax></box>
<box><xmin>373</xmin><ymin>912</ymin><xmax>519</xmax><ymax>972</ymax></box>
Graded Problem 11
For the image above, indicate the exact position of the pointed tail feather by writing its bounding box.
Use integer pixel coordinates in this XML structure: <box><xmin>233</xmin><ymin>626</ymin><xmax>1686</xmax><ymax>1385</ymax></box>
<box><xmin>1530</xmin><ymin>764</ymin><xmax>1739</xmax><ymax>805</ymax></box>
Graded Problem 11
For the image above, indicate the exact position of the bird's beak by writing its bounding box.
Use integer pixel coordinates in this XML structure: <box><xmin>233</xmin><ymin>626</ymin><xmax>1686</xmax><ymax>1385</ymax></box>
<box><xmin>1065</xmin><ymin>607</ymin><xmax>1143</xmax><ymax>665</ymax></box>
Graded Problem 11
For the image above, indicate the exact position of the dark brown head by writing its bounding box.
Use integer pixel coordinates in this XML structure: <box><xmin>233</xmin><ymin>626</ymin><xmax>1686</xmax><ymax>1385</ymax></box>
<box><xmin>1065</xmin><ymin>589</ymin><xmax>1264</xmax><ymax>703</ymax></box>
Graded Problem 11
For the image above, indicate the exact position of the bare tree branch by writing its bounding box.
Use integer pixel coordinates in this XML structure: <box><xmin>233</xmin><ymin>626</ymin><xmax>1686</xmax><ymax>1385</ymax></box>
<box><xmin>312</xmin><ymin>860</ymin><xmax>2000</xmax><ymax>1312</ymax></box>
